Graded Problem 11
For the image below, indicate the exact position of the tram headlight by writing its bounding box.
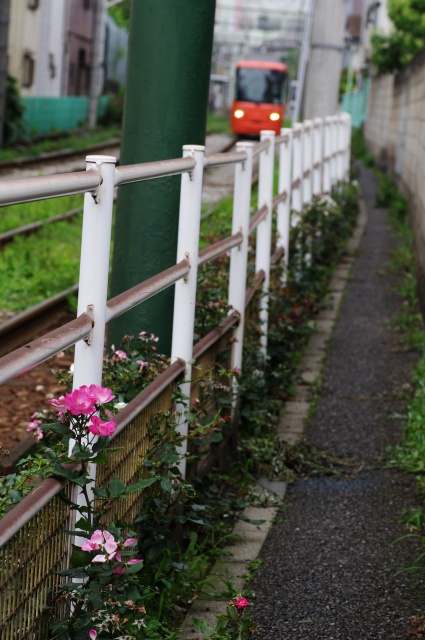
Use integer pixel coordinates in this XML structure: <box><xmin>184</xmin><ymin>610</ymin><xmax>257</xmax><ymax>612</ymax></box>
<box><xmin>234</xmin><ymin>109</ymin><xmax>245</xmax><ymax>119</ymax></box>
<box><xmin>269</xmin><ymin>112</ymin><xmax>280</xmax><ymax>122</ymax></box>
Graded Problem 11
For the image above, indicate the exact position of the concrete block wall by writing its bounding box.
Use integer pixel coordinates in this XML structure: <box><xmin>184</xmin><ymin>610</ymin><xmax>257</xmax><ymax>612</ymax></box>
<box><xmin>364</xmin><ymin>48</ymin><xmax>425</xmax><ymax>313</ymax></box>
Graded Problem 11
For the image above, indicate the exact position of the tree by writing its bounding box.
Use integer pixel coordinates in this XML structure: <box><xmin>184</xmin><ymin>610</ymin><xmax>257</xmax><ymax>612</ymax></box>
<box><xmin>370</xmin><ymin>0</ymin><xmax>425</xmax><ymax>74</ymax></box>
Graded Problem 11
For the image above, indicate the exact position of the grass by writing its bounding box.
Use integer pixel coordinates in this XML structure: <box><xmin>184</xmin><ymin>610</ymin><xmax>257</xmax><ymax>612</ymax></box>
<box><xmin>0</xmin><ymin>215</ymin><xmax>82</xmax><ymax>310</ymax></box>
<box><xmin>0</xmin><ymin>125</ymin><xmax>122</xmax><ymax>163</ymax></box>
<box><xmin>0</xmin><ymin>194</ymin><xmax>83</xmax><ymax>234</ymax></box>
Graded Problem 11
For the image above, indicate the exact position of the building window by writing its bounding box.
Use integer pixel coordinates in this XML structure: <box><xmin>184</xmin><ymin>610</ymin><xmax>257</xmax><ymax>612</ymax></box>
<box><xmin>27</xmin><ymin>0</ymin><xmax>40</xmax><ymax>9</ymax></box>
<box><xmin>22</xmin><ymin>53</ymin><xmax>35</xmax><ymax>88</ymax></box>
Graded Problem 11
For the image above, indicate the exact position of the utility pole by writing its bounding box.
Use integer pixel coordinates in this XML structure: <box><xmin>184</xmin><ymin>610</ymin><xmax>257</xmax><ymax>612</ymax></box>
<box><xmin>302</xmin><ymin>0</ymin><xmax>345</xmax><ymax>119</ymax></box>
<box><xmin>0</xmin><ymin>0</ymin><xmax>10</xmax><ymax>148</ymax></box>
<box><xmin>88</xmin><ymin>0</ymin><xmax>106</xmax><ymax>128</ymax></box>
<box><xmin>293</xmin><ymin>0</ymin><xmax>316</xmax><ymax>124</ymax></box>
<box><xmin>108</xmin><ymin>0</ymin><xmax>216</xmax><ymax>355</ymax></box>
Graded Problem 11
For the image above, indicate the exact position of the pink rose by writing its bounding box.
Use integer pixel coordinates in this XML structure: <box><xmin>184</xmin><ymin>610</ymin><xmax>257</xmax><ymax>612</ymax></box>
<box><xmin>50</xmin><ymin>395</ymin><xmax>68</xmax><ymax>413</ymax></box>
<box><xmin>89</xmin><ymin>631</ymin><xmax>97</xmax><ymax>640</ymax></box>
<box><xmin>235</xmin><ymin>597</ymin><xmax>250</xmax><ymax>609</ymax></box>
<box><xmin>87</xmin><ymin>416</ymin><xmax>116</xmax><ymax>437</ymax></box>
<box><xmin>26</xmin><ymin>419</ymin><xmax>41</xmax><ymax>432</ymax></box>
<box><xmin>87</xmin><ymin>384</ymin><xmax>115</xmax><ymax>404</ymax></box>
<box><xmin>63</xmin><ymin>388</ymin><xmax>97</xmax><ymax>416</ymax></box>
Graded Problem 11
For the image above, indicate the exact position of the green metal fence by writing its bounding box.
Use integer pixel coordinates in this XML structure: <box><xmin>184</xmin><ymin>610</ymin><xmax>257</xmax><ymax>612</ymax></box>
<box><xmin>21</xmin><ymin>96</ymin><xmax>110</xmax><ymax>136</ymax></box>
<box><xmin>341</xmin><ymin>78</ymin><xmax>370</xmax><ymax>129</ymax></box>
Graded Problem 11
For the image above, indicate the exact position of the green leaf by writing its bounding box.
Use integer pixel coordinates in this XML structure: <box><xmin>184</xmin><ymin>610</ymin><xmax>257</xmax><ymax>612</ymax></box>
<box><xmin>125</xmin><ymin>476</ymin><xmax>159</xmax><ymax>494</ymax></box>
<box><xmin>191</xmin><ymin>618</ymin><xmax>214</xmax><ymax>636</ymax></box>
<box><xmin>92</xmin><ymin>487</ymin><xmax>108</xmax><ymax>498</ymax></box>
<box><xmin>8</xmin><ymin>489</ymin><xmax>23</xmax><ymax>503</ymax></box>
<box><xmin>107</xmin><ymin>476</ymin><xmax>126</xmax><ymax>497</ymax></box>
<box><xmin>43</xmin><ymin>422</ymin><xmax>71</xmax><ymax>435</ymax></box>
<box><xmin>124</xmin><ymin>561</ymin><xmax>144</xmax><ymax>574</ymax></box>
<box><xmin>70</xmin><ymin>544</ymin><xmax>92</xmax><ymax>568</ymax></box>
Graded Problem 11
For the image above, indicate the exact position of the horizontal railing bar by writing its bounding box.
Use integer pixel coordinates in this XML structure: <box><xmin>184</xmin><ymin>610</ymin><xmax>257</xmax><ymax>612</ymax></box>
<box><xmin>245</xmin><ymin>269</ymin><xmax>266</xmax><ymax>308</ymax></box>
<box><xmin>275</xmin><ymin>133</ymin><xmax>289</xmax><ymax>145</ymax></box>
<box><xmin>192</xmin><ymin>311</ymin><xmax>240</xmax><ymax>361</ymax></box>
<box><xmin>0</xmin><ymin>168</ymin><xmax>101</xmax><ymax>206</ymax></box>
<box><xmin>0</xmin><ymin>465</ymin><xmax>79</xmax><ymax>547</ymax></box>
<box><xmin>271</xmin><ymin>245</ymin><xmax>285</xmax><ymax>264</ymax></box>
<box><xmin>0</xmin><ymin>284</ymin><xmax>79</xmax><ymax>338</ymax></box>
<box><xmin>253</xmin><ymin>138</ymin><xmax>270</xmax><ymax>158</ymax></box>
<box><xmin>105</xmin><ymin>259</ymin><xmax>190</xmax><ymax>323</ymax></box>
<box><xmin>111</xmin><ymin>359</ymin><xmax>185</xmax><ymax>438</ymax></box>
<box><xmin>249</xmin><ymin>204</ymin><xmax>268</xmax><ymax>235</ymax></box>
<box><xmin>291</xmin><ymin>177</ymin><xmax>301</xmax><ymax>190</ymax></box>
<box><xmin>198</xmin><ymin>232</ymin><xmax>243</xmax><ymax>267</ymax></box>
<box><xmin>0</xmin><ymin>312</ymin><xmax>93</xmax><ymax>385</ymax></box>
<box><xmin>204</xmin><ymin>150</ymin><xmax>246</xmax><ymax>168</ymax></box>
<box><xmin>272</xmin><ymin>191</ymin><xmax>287</xmax><ymax>208</ymax></box>
<box><xmin>114</xmin><ymin>156</ymin><xmax>195</xmax><ymax>186</ymax></box>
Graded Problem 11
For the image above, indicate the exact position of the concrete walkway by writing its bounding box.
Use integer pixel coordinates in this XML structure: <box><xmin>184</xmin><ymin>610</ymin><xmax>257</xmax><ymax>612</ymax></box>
<box><xmin>249</xmin><ymin>166</ymin><xmax>425</xmax><ymax>638</ymax></box>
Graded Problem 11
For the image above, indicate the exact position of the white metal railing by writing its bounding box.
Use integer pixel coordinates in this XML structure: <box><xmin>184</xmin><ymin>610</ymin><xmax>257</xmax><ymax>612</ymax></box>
<box><xmin>0</xmin><ymin>112</ymin><xmax>352</xmax><ymax>477</ymax></box>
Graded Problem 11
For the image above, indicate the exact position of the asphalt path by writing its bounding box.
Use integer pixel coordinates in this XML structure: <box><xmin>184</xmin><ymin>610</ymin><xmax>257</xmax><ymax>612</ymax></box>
<box><xmin>250</xmin><ymin>166</ymin><xmax>425</xmax><ymax>639</ymax></box>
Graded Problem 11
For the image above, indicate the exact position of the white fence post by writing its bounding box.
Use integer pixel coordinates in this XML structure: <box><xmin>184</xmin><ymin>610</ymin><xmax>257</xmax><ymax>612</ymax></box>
<box><xmin>277</xmin><ymin>128</ymin><xmax>292</xmax><ymax>283</ymax></box>
<box><xmin>256</xmin><ymin>130</ymin><xmax>275</xmax><ymax>357</ymax></box>
<box><xmin>72</xmin><ymin>155</ymin><xmax>117</xmax><ymax>393</ymax></box>
<box><xmin>70</xmin><ymin>154</ymin><xmax>116</xmax><ymax>533</ymax></box>
<box><xmin>228</xmin><ymin>141</ymin><xmax>254</xmax><ymax>378</ymax></box>
<box><xmin>312</xmin><ymin>117</ymin><xmax>323</xmax><ymax>196</ymax></box>
<box><xmin>323</xmin><ymin>117</ymin><xmax>331</xmax><ymax>194</ymax></box>
<box><xmin>343</xmin><ymin>112</ymin><xmax>352</xmax><ymax>180</ymax></box>
<box><xmin>171</xmin><ymin>145</ymin><xmax>205</xmax><ymax>478</ymax></box>
<box><xmin>292</xmin><ymin>123</ymin><xmax>303</xmax><ymax>224</ymax></box>
<box><xmin>330</xmin><ymin>116</ymin><xmax>337</xmax><ymax>188</ymax></box>
<box><xmin>302</xmin><ymin>120</ymin><xmax>312</xmax><ymax>206</ymax></box>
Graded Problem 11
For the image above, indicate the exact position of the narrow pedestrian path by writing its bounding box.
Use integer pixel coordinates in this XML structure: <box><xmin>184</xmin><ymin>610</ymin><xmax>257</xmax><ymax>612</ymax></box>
<box><xmin>250</xmin><ymin>166</ymin><xmax>425</xmax><ymax>639</ymax></box>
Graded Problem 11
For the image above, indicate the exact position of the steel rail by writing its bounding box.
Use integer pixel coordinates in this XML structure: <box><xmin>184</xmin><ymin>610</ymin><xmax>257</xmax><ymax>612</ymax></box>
<box><xmin>0</xmin><ymin>312</ymin><xmax>92</xmax><ymax>385</ymax></box>
<box><xmin>105</xmin><ymin>259</ymin><xmax>190</xmax><ymax>323</ymax></box>
<box><xmin>114</xmin><ymin>156</ymin><xmax>195</xmax><ymax>186</ymax></box>
<box><xmin>245</xmin><ymin>269</ymin><xmax>266</xmax><ymax>308</ymax></box>
<box><xmin>198</xmin><ymin>232</ymin><xmax>243</xmax><ymax>267</ymax></box>
<box><xmin>249</xmin><ymin>204</ymin><xmax>268</xmax><ymax>235</ymax></box>
<box><xmin>0</xmin><ymin>284</ymin><xmax>78</xmax><ymax>339</ymax></box>
<box><xmin>0</xmin><ymin>168</ymin><xmax>101</xmax><ymax>206</ymax></box>
<box><xmin>204</xmin><ymin>150</ymin><xmax>246</xmax><ymax>168</ymax></box>
<box><xmin>0</xmin><ymin>207</ymin><xmax>83</xmax><ymax>247</ymax></box>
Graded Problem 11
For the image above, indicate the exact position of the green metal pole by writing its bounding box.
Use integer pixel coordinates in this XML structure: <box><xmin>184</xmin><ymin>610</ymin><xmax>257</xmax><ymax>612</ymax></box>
<box><xmin>108</xmin><ymin>0</ymin><xmax>216</xmax><ymax>355</ymax></box>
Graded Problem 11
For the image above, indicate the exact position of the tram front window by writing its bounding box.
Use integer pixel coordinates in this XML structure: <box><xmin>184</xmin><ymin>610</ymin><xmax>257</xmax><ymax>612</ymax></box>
<box><xmin>236</xmin><ymin>68</ymin><xmax>286</xmax><ymax>104</ymax></box>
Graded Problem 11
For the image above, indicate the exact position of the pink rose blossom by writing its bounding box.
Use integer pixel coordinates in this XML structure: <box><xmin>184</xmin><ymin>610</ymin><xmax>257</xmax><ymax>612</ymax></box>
<box><xmin>103</xmin><ymin>531</ymin><xmax>118</xmax><ymax>555</ymax></box>
<box><xmin>89</xmin><ymin>631</ymin><xmax>97</xmax><ymax>640</ymax></box>
<box><xmin>137</xmin><ymin>360</ymin><xmax>148</xmax><ymax>369</ymax></box>
<box><xmin>123</xmin><ymin>538</ymin><xmax>137</xmax><ymax>547</ymax></box>
<box><xmin>113</xmin><ymin>349</ymin><xmax>127</xmax><ymax>361</ymax></box>
<box><xmin>63</xmin><ymin>388</ymin><xmax>97</xmax><ymax>416</ymax></box>
<box><xmin>50</xmin><ymin>395</ymin><xmax>68</xmax><ymax>413</ymax></box>
<box><xmin>26</xmin><ymin>419</ymin><xmax>41</xmax><ymax>433</ymax></box>
<box><xmin>127</xmin><ymin>558</ymin><xmax>143</xmax><ymax>566</ymax></box>
<box><xmin>92</xmin><ymin>554</ymin><xmax>108</xmax><ymax>563</ymax></box>
<box><xmin>113</xmin><ymin>565</ymin><xmax>125</xmax><ymax>574</ymax></box>
<box><xmin>35</xmin><ymin>428</ymin><xmax>44</xmax><ymax>440</ymax></box>
<box><xmin>87</xmin><ymin>416</ymin><xmax>116</xmax><ymax>437</ymax></box>
<box><xmin>235</xmin><ymin>597</ymin><xmax>250</xmax><ymax>609</ymax></box>
<box><xmin>87</xmin><ymin>384</ymin><xmax>115</xmax><ymax>404</ymax></box>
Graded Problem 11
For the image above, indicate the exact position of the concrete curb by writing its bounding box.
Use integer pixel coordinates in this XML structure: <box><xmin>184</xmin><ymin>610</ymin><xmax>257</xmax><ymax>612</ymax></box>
<box><xmin>179</xmin><ymin>198</ymin><xmax>368</xmax><ymax>638</ymax></box>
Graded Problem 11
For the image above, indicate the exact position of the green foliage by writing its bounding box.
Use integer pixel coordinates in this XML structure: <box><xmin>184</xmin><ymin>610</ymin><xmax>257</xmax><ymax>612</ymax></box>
<box><xmin>371</xmin><ymin>0</ymin><xmax>425</xmax><ymax>74</ymax></box>
<box><xmin>108</xmin><ymin>0</ymin><xmax>131</xmax><ymax>29</ymax></box>
<box><xmin>4</xmin><ymin>74</ymin><xmax>25</xmax><ymax>144</ymax></box>
<box><xmin>0</xmin><ymin>216</ymin><xmax>82</xmax><ymax>310</ymax></box>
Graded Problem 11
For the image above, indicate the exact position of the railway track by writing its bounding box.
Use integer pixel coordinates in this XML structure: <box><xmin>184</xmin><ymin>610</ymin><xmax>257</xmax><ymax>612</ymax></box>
<box><xmin>0</xmin><ymin>138</ymin><xmax>121</xmax><ymax>178</ymax></box>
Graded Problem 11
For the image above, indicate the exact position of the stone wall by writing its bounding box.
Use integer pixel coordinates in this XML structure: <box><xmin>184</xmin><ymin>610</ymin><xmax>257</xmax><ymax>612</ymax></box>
<box><xmin>364</xmin><ymin>49</ymin><xmax>425</xmax><ymax>312</ymax></box>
